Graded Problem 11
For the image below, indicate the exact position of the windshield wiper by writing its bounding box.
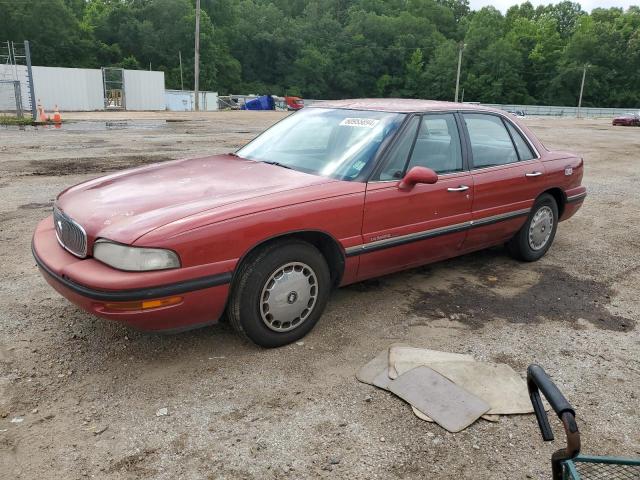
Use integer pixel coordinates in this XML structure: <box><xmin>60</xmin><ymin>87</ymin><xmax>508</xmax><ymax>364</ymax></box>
<box><xmin>261</xmin><ymin>160</ymin><xmax>293</xmax><ymax>170</ymax></box>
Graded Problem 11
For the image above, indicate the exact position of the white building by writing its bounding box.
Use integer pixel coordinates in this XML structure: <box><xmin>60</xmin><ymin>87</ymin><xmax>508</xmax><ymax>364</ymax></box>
<box><xmin>0</xmin><ymin>64</ymin><xmax>166</xmax><ymax>112</ymax></box>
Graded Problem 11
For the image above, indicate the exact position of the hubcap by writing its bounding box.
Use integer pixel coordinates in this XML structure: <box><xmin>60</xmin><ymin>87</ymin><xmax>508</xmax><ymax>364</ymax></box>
<box><xmin>528</xmin><ymin>206</ymin><xmax>554</xmax><ymax>251</ymax></box>
<box><xmin>260</xmin><ymin>262</ymin><xmax>318</xmax><ymax>333</ymax></box>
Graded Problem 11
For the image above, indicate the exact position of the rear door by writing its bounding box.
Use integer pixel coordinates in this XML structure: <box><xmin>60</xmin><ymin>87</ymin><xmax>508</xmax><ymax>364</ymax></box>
<box><xmin>355</xmin><ymin>113</ymin><xmax>473</xmax><ymax>280</ymax></box>
<box><xmin>461</xmin><ymin>112</ymin><xmax>546</xmax><ymax>250</ymax></box>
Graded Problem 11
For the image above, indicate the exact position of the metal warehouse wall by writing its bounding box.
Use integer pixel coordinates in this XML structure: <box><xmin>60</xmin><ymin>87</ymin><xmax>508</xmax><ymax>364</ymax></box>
<box><xmin>123</xmin><ymin>70</ymin><xmax>165</xmax><ymax>110</ymax></box>
<box><xmin>1</xmin><ymin>65</ymin><xmax>166</xmax><ymax>112</ymax></box>
<box><xmin>33</xmin><ymin>66</ymin><xmax>104</xmax><ymax>111</ymax></box>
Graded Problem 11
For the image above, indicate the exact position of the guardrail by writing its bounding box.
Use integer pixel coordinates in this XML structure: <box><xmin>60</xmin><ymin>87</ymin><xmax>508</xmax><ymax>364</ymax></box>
<box><xmin>480</xmin><ymin>103</ymin><xmax>638</xmax><ymax>118</ymax></box>
<box><xmin>248</xmin><ymin>98</ymin><xmax>638</xmax><ymax>118</ymax></box>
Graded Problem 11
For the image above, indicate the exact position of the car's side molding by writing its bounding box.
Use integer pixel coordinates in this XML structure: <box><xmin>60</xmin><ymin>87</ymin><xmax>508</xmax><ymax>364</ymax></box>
<box><xmin>566</xmin><ymin>192</ymin><xmax>587</xmax><ymax>204</ymax></box>
<box><xmin>32</xmin><ymin>243</ymin><xmax>232</xmax><ymax>302</ymax></box>
<box><xmin>345</xmin><ymin>208</ymin><xmax>531</xmax><ymax>257</ymax></box>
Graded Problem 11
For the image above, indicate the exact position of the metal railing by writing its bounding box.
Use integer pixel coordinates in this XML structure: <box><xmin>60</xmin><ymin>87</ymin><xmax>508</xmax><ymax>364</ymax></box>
<box><xmin>480</xmin><ymin>103</ymin><xmax>639</xmax><ymax>118</ymax></box>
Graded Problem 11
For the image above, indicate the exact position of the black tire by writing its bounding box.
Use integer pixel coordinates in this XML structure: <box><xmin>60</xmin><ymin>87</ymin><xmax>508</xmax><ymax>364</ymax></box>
<box><xmin>227</xmin><ymin>240</ymin><xmax>331</xmax><ymax>348</ymax></box>
<box><xmin>507</xmin><ymin>193</ymin><xmax>559</xmax><ymax>262</ymax></box>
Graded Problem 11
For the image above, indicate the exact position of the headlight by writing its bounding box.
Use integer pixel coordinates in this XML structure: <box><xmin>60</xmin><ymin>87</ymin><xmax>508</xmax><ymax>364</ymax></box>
<box><xmin>93</xmin><ymin>240</ymin><xmax>180</xmax><ymax>271</ymax></box>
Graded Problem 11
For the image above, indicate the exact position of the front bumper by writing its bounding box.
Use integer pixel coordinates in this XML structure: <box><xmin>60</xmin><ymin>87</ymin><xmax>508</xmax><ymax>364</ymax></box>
<box><xmin>32</xmin><ymin>216</ymin><xmax>232</xmax><ymax>332</ymax></box>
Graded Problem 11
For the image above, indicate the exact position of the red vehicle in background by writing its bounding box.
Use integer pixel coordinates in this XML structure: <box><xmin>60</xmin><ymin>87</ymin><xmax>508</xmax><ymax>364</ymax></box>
<box><xmin>612</xmin><ymin>112</ymin><xmax>640</xmax><ymax>126</ymax></box>
<box><xmin>285</xmin><ymin>96</ymin><xmax>304</xmax><ymax>110</ymax></box>
<box><xmin>33</xmin><ymin>99</ymin><xmax>586</xmax><ymax>347</ymax></box>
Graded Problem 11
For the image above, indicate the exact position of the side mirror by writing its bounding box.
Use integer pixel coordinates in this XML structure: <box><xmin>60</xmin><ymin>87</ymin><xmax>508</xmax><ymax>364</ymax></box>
<box><xmin>398</xmin><ymin>166</ymin><xmax>438</xmax><ymax>190</ymax></box>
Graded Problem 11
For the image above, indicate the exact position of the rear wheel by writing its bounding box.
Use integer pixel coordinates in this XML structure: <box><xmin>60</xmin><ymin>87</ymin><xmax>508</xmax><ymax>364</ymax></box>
<box><xmin>507</xmin><ymin>193</ymin><xmax>558</xmax><ymax>262</ymax></box>
<box><xmin>228</xmin><ymin>240</ymin><xmax>331</xmax><ymax>348</ymax></box>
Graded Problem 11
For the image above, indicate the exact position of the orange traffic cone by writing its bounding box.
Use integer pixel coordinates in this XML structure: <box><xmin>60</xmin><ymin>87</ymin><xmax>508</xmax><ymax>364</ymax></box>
<box><xmin>53</xmin><ymin>105</ymin><xmax>62</xmax><ymax>124</ymax></box>
<box><xmin>37</xmin><ymin>99</ymin><xmax>47</xmax><ymax>123</ymax></box>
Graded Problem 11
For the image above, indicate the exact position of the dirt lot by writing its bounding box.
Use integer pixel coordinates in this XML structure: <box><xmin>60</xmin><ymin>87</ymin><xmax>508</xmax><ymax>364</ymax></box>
<box><xmin>1</xmin><ymin>111</ymin><xmax>638</xmax><ymax>479</ymax></box>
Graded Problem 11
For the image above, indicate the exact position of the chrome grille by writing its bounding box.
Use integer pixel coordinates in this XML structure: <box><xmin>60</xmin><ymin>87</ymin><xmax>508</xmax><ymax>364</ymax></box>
<box><xmin>53</xmin><ymin>206</ymin><xmax>87</xmax><ymax>258</ymax></box>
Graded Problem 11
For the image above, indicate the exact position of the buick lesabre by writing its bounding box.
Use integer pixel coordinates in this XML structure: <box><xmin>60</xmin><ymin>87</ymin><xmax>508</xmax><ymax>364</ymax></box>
<box><xmin>33</xmin><ymin>99</ymin><xmax>586</xmax><ymax>347</ymax></box>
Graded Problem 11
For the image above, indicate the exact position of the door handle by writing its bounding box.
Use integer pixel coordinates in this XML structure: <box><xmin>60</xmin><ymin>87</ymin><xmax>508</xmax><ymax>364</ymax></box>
<box><xmin>525</xmin><ymin>171</ymin><xmax>543</xmax><ymax>177</ymax></box>
<box><xmin>447</xmin><ymin>185</ymin><xmax>469</xmax><ymax>192</ymax></box>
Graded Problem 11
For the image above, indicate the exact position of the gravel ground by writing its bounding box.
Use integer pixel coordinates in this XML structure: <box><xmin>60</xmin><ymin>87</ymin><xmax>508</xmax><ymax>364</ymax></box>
<box><xmin>0</xmin><ymin>112</ymin><xmax>638</xmax><ymax>479</ymax></box>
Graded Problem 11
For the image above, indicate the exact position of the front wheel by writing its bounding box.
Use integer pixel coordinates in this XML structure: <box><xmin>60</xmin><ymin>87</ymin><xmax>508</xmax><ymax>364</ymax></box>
<box><xmin>507</xmin><ymin>193</ymin><xmax>558</xmax><ymax>262</ymax></box>
<box><xmin>227</xmin><ymin>240</ymin><xmax>331</xmax><ymax>348</ymax></box>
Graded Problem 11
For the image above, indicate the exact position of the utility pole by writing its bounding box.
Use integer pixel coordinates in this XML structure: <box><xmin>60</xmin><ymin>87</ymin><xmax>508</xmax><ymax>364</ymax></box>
<box><xmin>454</xmin><ymin>42</ymin><xmax>465</xmax><ymax>103</ymax></box>
<box><xmin>194</xmin><ymin>0</ymin><xmax>201</xmax><ymax>111</ymax></box>
<box><xmin>179</xmin><ymin>50</ymin><xmax>184</xmax><ymax>91</ymax></box>
<box><xmin>577</xmin><ymin>64</ymin><xmax>587</xmax><ymax>119</ymax></box>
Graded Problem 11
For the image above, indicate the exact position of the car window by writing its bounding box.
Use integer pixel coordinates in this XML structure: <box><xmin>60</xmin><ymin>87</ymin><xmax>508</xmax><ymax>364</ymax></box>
<box><xmin>505</xmin><ymin>121</ymin><xmax>535</xmax><ymax>161</ymax></box>
<box><xmin>375</xmin><ymin>116</ymin><xmax>420</xmax><ymax>181</ymax></box>
<box><xmin>407</xmin><ymin>114</ymin><xmax>463</xmax><ymax>174</ymax></box>
<box><xmin>464</xmin><ymin>114</ymin><xmax>518</xmax><ymax>168</ymax></box>
<box><xmin>282</xmin><ymin>118</ymin><xmax>334</xmax><ymax>150</ymax></box>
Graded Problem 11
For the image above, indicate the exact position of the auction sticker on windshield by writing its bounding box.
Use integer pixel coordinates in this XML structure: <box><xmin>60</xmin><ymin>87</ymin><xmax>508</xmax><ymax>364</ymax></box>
<box><xmin>339</xmin><ymin>118</ymin><xmax>380</xmax><ymax>128</ymax></box>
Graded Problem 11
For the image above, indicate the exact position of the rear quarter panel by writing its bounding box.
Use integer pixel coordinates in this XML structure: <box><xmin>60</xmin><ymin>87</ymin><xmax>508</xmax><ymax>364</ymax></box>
<box><xmin>541</xmin><ymin>151</ymin><xmax>584</xmax><ymax>192</ymax></box>
<box><xmin>540</xmin><ymin>151</ymin><xmax>585</xmax><ymax>221</ymax></box>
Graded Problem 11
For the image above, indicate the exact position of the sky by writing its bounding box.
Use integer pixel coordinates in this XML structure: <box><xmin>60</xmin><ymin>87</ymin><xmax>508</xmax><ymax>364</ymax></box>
<box><xmin>469</xmin><ymin>0</ymin><xmax>638</xmax><ymax>12</ymax></box>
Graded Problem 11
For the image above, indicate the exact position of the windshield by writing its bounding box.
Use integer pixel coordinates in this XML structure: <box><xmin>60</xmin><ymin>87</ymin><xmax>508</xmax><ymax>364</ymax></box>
<box><xmin>236</xmin><ymin>108</ymin><xmax>405</xmax><ymax>181</ymax></box>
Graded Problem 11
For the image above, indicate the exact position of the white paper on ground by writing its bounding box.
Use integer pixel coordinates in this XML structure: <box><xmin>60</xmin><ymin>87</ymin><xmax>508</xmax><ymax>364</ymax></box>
<box><xmin>388</xmin><ymin>366</ymin><xmax>490</xmax><ymax>432</ymax></box>
<box><xmin>395</xmin><ymin>361</ymin><xmax>533</xmax><ymax>415</ymax></box>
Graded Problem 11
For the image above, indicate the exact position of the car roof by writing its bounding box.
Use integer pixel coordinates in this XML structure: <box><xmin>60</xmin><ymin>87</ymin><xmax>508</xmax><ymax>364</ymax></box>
<box><xmin>309</xmin><ymin>98</ymin><xmax>506</xmax><ymax>115</ymax></box>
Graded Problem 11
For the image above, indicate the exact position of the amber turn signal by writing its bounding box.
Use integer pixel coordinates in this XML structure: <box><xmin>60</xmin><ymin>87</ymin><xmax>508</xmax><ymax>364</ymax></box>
<box><xmin>103</xmin><ymin>296</ymin><xmax>183</xmax><ymax>312</ymax></box>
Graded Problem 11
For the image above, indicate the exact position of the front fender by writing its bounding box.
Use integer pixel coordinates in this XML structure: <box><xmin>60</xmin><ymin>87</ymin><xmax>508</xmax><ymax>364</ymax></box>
<box><xmin>133</xmin><ymin>189</ymin><xmax>366</xmax><ymax>272</ymax></box>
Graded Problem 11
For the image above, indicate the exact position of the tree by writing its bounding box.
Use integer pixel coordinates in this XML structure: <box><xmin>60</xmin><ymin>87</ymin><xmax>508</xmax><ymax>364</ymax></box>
<box><xmin>0</xmin><ymin>0</ymin><xmax>638</xmax><ymax>106</ymax></box>
<box><xmin>423</xmin><ymin>40</ymin><xmax>458</xmax><ymax>100</ymax></box>
<box><xmin>404</xmin><ymin>48</ymin><xmax>425</xmax><ymax>97</ymax></box>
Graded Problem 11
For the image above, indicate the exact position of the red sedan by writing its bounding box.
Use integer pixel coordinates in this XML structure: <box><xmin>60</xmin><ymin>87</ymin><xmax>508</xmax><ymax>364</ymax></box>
<box><xmin>612</xmin><ymin>112</ymin><xmax>640</xmax><ymax>126</ymax></box>
<box><xmin>33</xmin><ymin>99</ymin><xmax>586</xmax><ymax>347</ymax></box>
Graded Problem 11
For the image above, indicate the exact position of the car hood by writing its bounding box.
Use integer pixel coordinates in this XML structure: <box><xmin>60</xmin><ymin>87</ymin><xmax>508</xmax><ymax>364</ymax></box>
<box><xmin>56</xmin><ymin>154</ymin><xmax>334</xmax><ymax>246</ymax></box>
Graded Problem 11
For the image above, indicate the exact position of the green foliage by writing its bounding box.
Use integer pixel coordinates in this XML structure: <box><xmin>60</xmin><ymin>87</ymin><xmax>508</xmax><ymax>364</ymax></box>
<box><xmin>0</xmin><ymin>0</ymin><xmax>638</xmax><ymax>106</ymax></box>
<box><xmin>0</xmin><ymin>115</ymin><xmax>34</xmax><ymax>126</ymax></box>
<box><xmin>423</xmin><ymin>40</ymin><xmax>458</xmax><ymax>100</ymax></box>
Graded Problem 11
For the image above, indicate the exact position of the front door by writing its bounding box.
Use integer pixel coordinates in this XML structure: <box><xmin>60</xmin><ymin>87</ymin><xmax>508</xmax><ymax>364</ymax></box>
<box><xmin>461</xmin><ymin>113</ymin><xmax>546</xmax><ymax>250</ymax></box>
<box><xmin>356</xmin><ymin>113</ymin><xmax>473</xmax><ymax>280</ymax></box>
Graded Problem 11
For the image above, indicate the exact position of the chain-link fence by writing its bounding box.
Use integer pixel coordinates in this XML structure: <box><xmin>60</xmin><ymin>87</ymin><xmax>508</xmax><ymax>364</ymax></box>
<box><xmin>1</xmin><ymin>41</ymin><xmax>35</xmax><ymax>121</ymax></box>
<box><xmin>0</xmin><ymin>79</ymin><xmax>24</xmax><ymax>117</ymax></box>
